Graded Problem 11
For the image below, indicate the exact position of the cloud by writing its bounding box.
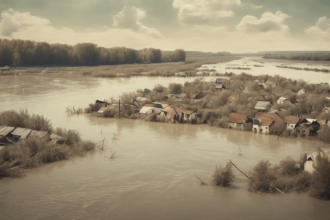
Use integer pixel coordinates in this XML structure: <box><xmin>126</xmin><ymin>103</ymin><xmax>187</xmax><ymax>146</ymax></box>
<box><xmin>0</xmin><ymin>8</ymin><xmax>50</xmax><ymax>36</ymax></box>
<box><xmin>113</xmin><ymin>6</ymin><xmax>162</xmax><ymax>38</ymax></box>
<box><xmin>236</xmin><ymin>11</ymin><xmax>291</xmax><ymax>33</ymax></box>
<box><xmin>250</xmin><ymin>4</ymin><xmax>263</xmax><ymax>9</ymax></box>
<box><xmin>305</xmin><ymin>16</ymin><xmax>330</xmax><ymax>41</ymax></box>
<box><xmin>172</xmin><ymin>0</ymin><xmax>241</xmax><ymax>24</ymax></box>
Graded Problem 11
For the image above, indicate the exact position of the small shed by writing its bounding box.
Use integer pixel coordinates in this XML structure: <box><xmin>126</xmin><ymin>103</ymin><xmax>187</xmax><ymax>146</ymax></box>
<box><xmin>133</xmin><ymin>96</ymin><xmax>151</xmax><ymax>106</ymax></box>
<box><xmin>158</xmin><ymin>105</ymin><xmax>196</xmax><ymax>123</ymax></box>
<box><xmin>0</xmin><ymin>66</ymin><xmax>11</xmax><ymax>72</ymax></box>
<box><xmin>228</xmin><ymin>113</ymin><xmax>251</xmax><ymax>130</ymax></box>
<box><xmin>254</xmin><ymin>101</ymin><xmax>271</xmax><ymax>112</ymax></box>
<box><xmin>190</xmin><ymin>93</ymin><xmax>203</xmax><ymax>99</ymax></box>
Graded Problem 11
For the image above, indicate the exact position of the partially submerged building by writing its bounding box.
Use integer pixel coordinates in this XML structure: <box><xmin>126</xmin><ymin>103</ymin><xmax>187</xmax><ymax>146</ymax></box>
<box><xmin>296</xmin><ymin>119</ymin><xmax>320</xmax><ymax>136</ymax></box>
<box><xmin>228</xmin><ymin>113</ymin><xmax>251</xmax><ymax>130</ymax></box>
<box><xmin>0</xmin><ymin>126</ymin><xmax>16</xmax><ymax>145</ymax></box>
<box><xmin>158</xmin><ymin>105</ymin><xmax>197</xmax><ymax>123</ymax></box>
<box><xmin>283</xmin><ymin>116</ymin><xmax>301</xmax><ymax>130</ymax></box>
<box><xmin>253</xmin><ymin>113</ymin><xmax>285</xmax><ymax>134</ymax></box>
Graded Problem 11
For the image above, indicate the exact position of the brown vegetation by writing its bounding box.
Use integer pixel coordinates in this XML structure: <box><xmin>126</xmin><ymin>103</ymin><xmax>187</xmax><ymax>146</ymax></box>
<box><xmin>0</xmin><ymin>110</ymin><xmax>95</xmax><ymax>178</ymax></box>
<box><xmin>212</xmin><ymin>162</ymin><xmax>235</xmax><ymax>187</ymax></box>
<box><xmin>264</xmin><ymin>53</ymin><xmax>330</xmax><ymax>61</ymax></box>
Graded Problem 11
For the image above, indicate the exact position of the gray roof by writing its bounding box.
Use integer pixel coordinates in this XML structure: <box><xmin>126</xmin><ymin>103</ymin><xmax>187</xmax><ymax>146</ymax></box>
<box><xmin>0</xmin><ymin>126</ymin><xmax>15</xmax><ymax>136</ymax></box>
<box><xmin>254</xmin><ymin>101</ymin><xmax>271</xmax><ymax>110</ymax></box>
<box><xmin>11</xmin><ymin>127</ymin><xmax>32</xmax><ymax>140</ymax></box>
<box><xmin>29</xmin><ymin>130</ymin><xmax>49</xmax><ymax>139</ymax></box>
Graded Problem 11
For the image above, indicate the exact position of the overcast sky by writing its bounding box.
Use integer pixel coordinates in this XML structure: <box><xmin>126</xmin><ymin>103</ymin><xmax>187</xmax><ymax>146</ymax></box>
<box><xmin>0</xmin><ymin>0</ymin><xmax>329</xmax><ymax>53</ymax></box>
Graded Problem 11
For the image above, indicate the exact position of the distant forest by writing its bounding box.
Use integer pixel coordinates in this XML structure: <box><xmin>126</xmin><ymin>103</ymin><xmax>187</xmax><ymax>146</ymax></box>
<box><xmin>263</xmin><ymin>53</ymin><xmax>330</xmax><ymax>61</ymax></box>
<box><xmin>0</xmin><ymin>39</ymin><xmax>186</xmax><ymax>67</ymax></box>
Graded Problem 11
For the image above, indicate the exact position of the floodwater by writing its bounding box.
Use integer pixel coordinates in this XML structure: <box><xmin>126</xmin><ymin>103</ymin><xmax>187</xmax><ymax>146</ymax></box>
<box><xmin>201</xmin><ymin>57</ymin><xmax>330</xmax><ymax>84</ymax></box>
<box><xmin>1</xmin><ymin>58</ymin><xmax>330</xmax><ymax>220</ymax></box>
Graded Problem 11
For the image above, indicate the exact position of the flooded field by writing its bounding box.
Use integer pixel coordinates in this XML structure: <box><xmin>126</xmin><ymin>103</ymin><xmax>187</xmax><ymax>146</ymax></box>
<box><xmin>201</xmin><ymin>57</ymin><xmax>330</xmax><ymax>84</ymax></box>
<box><xmin>1</xmin><ymin>58</ymin><xmax>330</xmax><ymax>220</ymax></box>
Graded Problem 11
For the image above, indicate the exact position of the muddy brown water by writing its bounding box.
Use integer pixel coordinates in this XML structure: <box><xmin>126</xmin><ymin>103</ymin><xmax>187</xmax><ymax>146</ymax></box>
<box><xmin>1</xmin><ymin>60</ymin><xmax>330</xmax><ymax>220</ymax></box>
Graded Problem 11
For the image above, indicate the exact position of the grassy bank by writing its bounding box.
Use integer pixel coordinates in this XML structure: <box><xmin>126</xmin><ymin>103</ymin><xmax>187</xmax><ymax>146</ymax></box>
<box><xmin>0</xmin><ymin>110</ymin><xmax>95</xmax><ymax>178</ymax></box>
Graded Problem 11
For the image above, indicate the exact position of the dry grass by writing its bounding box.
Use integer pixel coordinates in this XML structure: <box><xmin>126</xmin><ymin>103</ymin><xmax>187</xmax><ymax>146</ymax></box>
<box><xmin>0</xmin><ymin>110</ymin><xmax>52</xmax><ymax>133</ymax></box>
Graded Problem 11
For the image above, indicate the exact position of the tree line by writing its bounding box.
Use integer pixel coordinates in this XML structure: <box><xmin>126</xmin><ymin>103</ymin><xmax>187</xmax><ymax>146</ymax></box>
<box><xmin>0</xmin><ymin>39</ymin><xmax>186</xmax><ymax>67</ymax></box>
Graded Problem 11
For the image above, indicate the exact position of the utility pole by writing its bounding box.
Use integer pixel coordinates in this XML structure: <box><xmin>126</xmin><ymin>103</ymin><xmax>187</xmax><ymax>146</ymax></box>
<box><xmin>119</xmin><ymin>99</ymin><xmax>120</xmax><ymax>119</ymax></box>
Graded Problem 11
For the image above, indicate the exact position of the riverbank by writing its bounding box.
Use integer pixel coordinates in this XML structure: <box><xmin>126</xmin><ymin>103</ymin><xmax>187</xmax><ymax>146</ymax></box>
<box><xmin>0</xmin><ymin>56</ymin><xmax>240</xmax><ymax>77</ymax></box>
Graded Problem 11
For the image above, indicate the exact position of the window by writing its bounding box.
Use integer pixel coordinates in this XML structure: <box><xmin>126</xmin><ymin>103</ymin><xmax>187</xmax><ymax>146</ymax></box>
<box><xmin>265</xmin><ymin>127</ymin><xmax>268</xmax><ymax>129</ymax></box>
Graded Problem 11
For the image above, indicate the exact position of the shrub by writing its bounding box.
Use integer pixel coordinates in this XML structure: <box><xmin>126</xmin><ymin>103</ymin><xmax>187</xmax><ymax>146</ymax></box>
<box><xmin>168</xmin><ymin>83</ymin><xmax>183</xmax><ymax>92</ymax></box>
<box><xmin>309</xmin><ymin>149</ymin><xmax>330</xmax><ymax>200</ymax></box>
<box><xmin>212</xmin><ymin>162</ymin><xmax>235</xmax><ymax>187</ymax></box>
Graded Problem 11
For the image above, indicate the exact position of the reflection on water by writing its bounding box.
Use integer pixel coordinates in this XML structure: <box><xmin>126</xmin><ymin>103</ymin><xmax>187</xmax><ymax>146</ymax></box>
<box><xmin>1</xmin><ymin>67</ymin><xmax>330</xmax><ymax>220</ymax></box>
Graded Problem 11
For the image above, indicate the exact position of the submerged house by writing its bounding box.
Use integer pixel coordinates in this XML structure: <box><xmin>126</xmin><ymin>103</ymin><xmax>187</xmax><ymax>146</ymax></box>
<box><xmin>254</xmin><ymin>101</ymin><xmax>271</xmax><ymax>112</ymax></box>
<box><xmin>253</xmin><ymin>113</ymin><xmax>284</xmax><ymax>134</ymax></box>
<box><xmin>190</xmin><ymin>93</ymin><xmax>203</xmax><ymax>100</ymax></box>
<box><xmin>158</xmin><ymin>106</ymin><xmax>197</xmax><ymax>123</ymax></box>
<box><xmin>10</xmin><ymin>127</ymin><xmax>32</xmax><ymax>141</ymax></box>
<box><xmin>296</xmin><ymin>119</ymin><xmax>320</xmax><ymax>136</ymax></box>
<box><xmin>283</xmin><ymin>116</ymin><xmax>301</xmax><ymax>130</ymax></box>
<box><xmin>228</xmin><ymin>113</ymin><xmax>251</xmax><ymax>130</ymax></box>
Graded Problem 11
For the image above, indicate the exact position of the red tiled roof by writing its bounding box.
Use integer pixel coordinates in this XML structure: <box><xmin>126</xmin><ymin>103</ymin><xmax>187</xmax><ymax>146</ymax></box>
<box><xmin>228</xmin><ymin>113</ymin><xmax>249</xmax><ymax>123</ymax></box>
<box><xmin>284</xmin><ymin>116</ymin><xmax>300</xmax><ymax>124</ymax></box>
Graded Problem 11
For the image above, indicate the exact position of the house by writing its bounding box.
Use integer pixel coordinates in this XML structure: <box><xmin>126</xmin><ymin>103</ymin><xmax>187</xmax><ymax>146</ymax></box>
<box><xmin>228</xmin><ymin>113</ymin><xmax>251</xmax><ymax>130</ymax></box>
<box><xmin>139</xmin><ymin>104</ymin><xmax>157</xmax><ymax>119</ymax></box>
<box><xmin>0</xmin><ymin>126</ymin><xmax>16</xmax><ymax>145</ymax></box>
<box><xmin>295</xmin><ymin>119</ymin><xmax>320</xmax><ymax>136</ymax></box>
<box><xmin>283</xmin><ymin>116</ymin><xmax>301</xmax><ymax>130</ymax></box>
<box><xmin>297</xmin><ymin>89</ymin><xmax>306</xmax><ymax>96</ymax></box>
<box><xmin>277</xmin><ymin>97</ymin><xmax>291</xmax><ymax>106</ymax></box>
<box><xmin>253</xmin><ymin>113</ymin><xmax>285</xmax><ymax>134</ymax></box>
<box><xmin>215</xmin><ymin>78</ymin><xmax>225</xmax><ymax>84</ymax></box>
<box><xmin>254</xmin><ymin>101</ymin><xmax>271</xmax><ymax>112</ymax></box>
<box><xmin>158</xmin><ymin>105</ymin><xmax>197</xmax><ymax>123</ymax></box>
<box><xmin>304</xmin><ymin>149</ymin><xmax>330</xmax><ymax>174</ymax></box>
